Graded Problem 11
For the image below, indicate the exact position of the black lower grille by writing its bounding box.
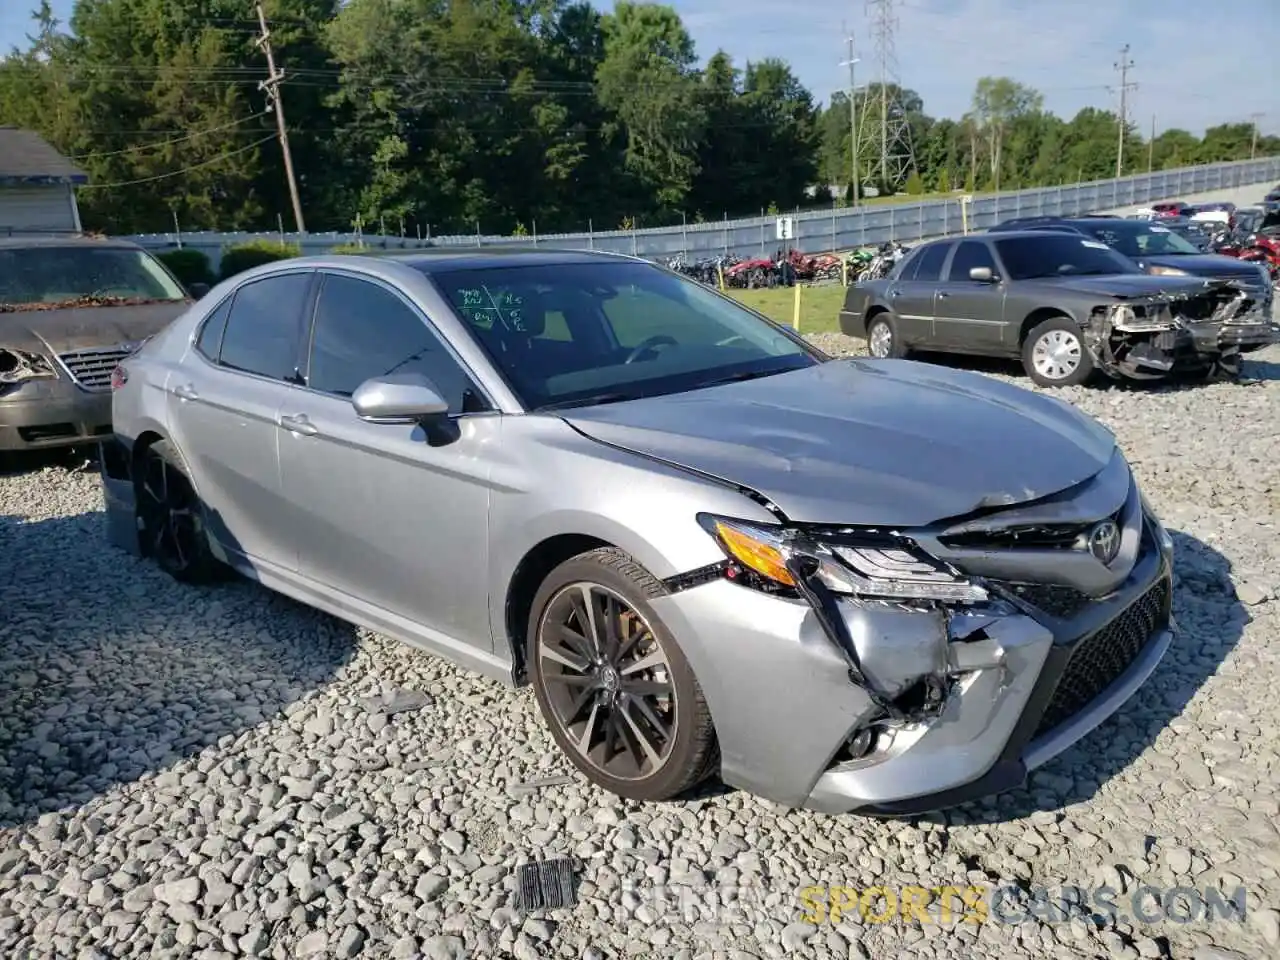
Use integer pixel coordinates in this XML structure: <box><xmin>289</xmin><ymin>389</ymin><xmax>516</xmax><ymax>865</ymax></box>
<box><xmin>1034</xmin><ymin>577</ymin><xmax>1170</xmax><ymax>737</ymax></box>
<box><xmin>1003</xmin><ymin>583</ymin><xmax>1092</xmax><ymax>619</ymax></box>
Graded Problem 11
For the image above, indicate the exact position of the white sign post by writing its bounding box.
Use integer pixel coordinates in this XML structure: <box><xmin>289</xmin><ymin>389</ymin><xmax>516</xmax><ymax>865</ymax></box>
<box><xmin>775</xmin><ymin>216</ymin><xmax>794</xmax><ymax>242</ymax></box>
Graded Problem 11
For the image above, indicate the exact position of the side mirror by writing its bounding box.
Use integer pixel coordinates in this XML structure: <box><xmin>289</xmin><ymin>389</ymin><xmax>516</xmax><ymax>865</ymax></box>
<box><xmin>188</xmin><ymin>282</ymin><xmax>210</xmax><ymax>299</ymax></box>
<box><xmin>351</xmin><ymin>373</ymin><xmax>449</xmax><ymax>424</ymax></box>
<box><xmin>969</xmin><ymin>266</ymin><xmax>996</xmax><ymax>283</ymax></box>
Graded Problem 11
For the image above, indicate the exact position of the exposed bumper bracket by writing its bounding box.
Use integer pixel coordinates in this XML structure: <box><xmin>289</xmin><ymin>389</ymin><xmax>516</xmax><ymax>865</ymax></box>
<box><xmin>785</xmin><ymin>556</ymin><xmax>907</xmax><ymax>721</ymax></box>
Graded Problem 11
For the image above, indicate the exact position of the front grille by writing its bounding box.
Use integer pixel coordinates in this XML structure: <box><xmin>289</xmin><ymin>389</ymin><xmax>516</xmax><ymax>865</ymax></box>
<box><xmin>57</xmin><ymin>346</ymin><xmax>133</xmax><ymax>391</ymax></box>
<box><xmin>1033</xmin><ymin>576</ymin><xmax>1170</xmax><ymax>737</ymax></box>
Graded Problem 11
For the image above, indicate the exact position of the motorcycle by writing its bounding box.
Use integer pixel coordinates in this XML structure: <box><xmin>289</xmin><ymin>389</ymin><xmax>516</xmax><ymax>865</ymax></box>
<box><xmin>1210</xmin><ymin>231</ymin><xmax>1280</xmax><ymax>283</ymax></box>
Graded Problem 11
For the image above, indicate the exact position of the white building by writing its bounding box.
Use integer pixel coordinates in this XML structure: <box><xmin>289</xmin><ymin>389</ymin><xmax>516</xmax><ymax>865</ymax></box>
<box><xmin>0</xmin><ymin>127</ymin><xmax>86</xmax><ymax>235</ymax></box>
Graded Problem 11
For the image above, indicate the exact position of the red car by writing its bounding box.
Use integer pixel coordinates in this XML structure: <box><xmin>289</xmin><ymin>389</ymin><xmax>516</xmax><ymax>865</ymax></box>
<box><xmin>1151</xmin><ymin>201</ymin><xmax>1194</xmax><ymax>219</ymax></box>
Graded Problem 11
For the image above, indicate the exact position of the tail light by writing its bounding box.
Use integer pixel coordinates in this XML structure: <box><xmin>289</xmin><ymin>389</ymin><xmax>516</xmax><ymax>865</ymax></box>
<box><xmin>110</xmin><ymin>364</ymin><xmax>128</xmax><ymax>391</ymax></box>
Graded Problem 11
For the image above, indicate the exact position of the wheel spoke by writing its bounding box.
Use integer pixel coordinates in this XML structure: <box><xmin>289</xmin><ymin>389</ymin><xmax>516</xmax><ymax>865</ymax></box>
<box><xmin>619</xmin><ymin>696</ymin><xmax>663</xmax><ymax>769</ymax></box>
<box><xmin>621</xmin><ymin>679</ymin><xmax>672</xmax><ymax>697</ymax></box>
<box><xmin>575</xmin><ymin>702</ymin><xmax>601</xmax><ymax>753</ymax></box>
<box><xmin>572</xmin><ymin>585</ymin><xmax>603</xmax><ymax>659</ymax></box>
<box><xmin>629</xmin><ymin>693</ymin><xmax>674</xmax><ymax>746</ymax></box>
<box><xmin>540</xmin><ymin>642</ymin><xmax>590</xmax><ymax>673</ymax></box>
<box><xmin>620</xmin><ymin>649</ymin><xmax>665</xmax><ymax>676</ymax></box>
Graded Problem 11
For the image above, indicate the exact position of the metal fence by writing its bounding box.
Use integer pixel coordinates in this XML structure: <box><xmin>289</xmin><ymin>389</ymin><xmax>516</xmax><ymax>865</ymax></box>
<box><xmin>124</xmin><ymin>156</ymin><xmax>1280</xmax><ymax>271</ymax></box>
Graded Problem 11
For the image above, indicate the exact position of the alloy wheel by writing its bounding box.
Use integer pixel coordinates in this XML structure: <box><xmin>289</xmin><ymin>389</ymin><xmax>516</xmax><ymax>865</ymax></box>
<box><xmin>137</xmin><ymin>448</ymin><xmax>202</xmax><ymax>573</ymax></box>
<box><xmin>869</xmin><ymin>320</ymin><xmax>893</xmax><ymax>358</ymax></box>
<box><xmin>536</xmin><ymin>582</ymin><xmax>677</xmax><ymax>781</ymax></box>
<box><xmin>1031</xmin><ymin>328</ymin><xmax>1083</xmax><ymax>381</ymax></box>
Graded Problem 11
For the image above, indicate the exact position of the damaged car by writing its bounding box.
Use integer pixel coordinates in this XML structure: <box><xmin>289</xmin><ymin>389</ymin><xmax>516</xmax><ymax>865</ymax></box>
<box><xmin>841</xmin><ymin>231</ymin><xmax>1278</xmax><ymax>386</ymax></box>
<box><xmin>105</xmin><ymin>249</ymin><xmax>1175</xmax><ymax>815</ymax></box>
<box><xmin>1</xmin><ymin>235</ymin><xmax>201</xmax><ymax>452</ymax></box>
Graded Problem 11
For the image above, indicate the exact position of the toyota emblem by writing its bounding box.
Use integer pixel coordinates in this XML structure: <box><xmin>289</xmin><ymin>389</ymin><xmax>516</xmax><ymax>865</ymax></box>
<box><xmin>1087</xmin><ymin>520</ymin><xmax>1121</xmax><ymax>564</ymax></box>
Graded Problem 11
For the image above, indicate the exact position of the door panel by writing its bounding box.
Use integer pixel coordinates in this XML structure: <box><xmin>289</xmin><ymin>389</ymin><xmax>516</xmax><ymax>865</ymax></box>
<box><xmin>932</xmin><ymin>240</ymin><xmax>1011</xmax><ymax>352</ymax></box>
<box><xmin>168</xmin><ymin>271</ymin><xmax>314</xmax><ymax>569</ymax></box>
<box><xmin>884</xmin><ymin>282</ymin><xmax>937</xmax><ymax>344</ymax></box>
<box><xmin>278</xmin><ymin>270</ymin><xmax>496</xmax><ymax>651</ymax></box>
<box><xmin>932</xmin><ymin>286</ymin><xmax>1009</xmax><ymax>351</ymax></box>
<box><xmin>277</xmin><ymin>394</ymin><xmax>496</xmax><ymax>648</ymax></box>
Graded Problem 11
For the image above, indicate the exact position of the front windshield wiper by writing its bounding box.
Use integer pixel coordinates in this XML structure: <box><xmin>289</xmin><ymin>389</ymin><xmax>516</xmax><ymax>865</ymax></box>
<box><xmin>689</xmin><ymin>368</ymin><xmax>787</xmax><ymax>390</ymax></box>
<box><xmin>537</xmin><ymin>392</ymin><xmax>643</xmax><ymax>411</ymax></box>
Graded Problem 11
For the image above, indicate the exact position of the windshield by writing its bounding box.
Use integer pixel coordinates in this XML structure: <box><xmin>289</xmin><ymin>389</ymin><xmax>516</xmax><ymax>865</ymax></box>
<box><xmin>429</xmin><ymin>260</ymin><xmax>819</xmax><ymax>410</ymax></box>
<box><xmin>0</xmin><ymin>246</ymin><xmax>187</xmax><ymax>308</ymax></box>
<box><xmin>1081</xmin><ymin>221</ymin><xmax>1202</xmax><ymax>257</ymax></box>
<box><xmin>994</xmin><ymin>235</ymin><xmax>1140</xmax><ymax>281</ymax></box>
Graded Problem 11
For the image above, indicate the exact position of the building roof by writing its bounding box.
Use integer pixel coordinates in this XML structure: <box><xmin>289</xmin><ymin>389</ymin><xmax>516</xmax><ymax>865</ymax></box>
<box><xmin>0</xmin><ymin>127</ymin><xmax>88</xmax><ymax>185</ymax></box>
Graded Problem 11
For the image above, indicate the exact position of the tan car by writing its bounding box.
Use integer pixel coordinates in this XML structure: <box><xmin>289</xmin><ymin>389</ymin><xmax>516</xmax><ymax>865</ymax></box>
<box><xmin>0</xmin><ymin>235</ymin><xmax>201</xmax><ymax>452</ymax></box>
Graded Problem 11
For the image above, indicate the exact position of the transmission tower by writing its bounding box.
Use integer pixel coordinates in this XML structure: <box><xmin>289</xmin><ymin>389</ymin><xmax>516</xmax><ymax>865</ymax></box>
<box><xmin>862</xmin><ymin>0</ymin><xmax>916</xmax><ymax>191</ymax></box>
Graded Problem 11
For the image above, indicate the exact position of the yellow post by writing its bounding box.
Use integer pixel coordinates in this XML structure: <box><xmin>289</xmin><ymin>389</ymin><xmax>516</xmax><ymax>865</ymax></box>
<box><xmin>793</xmin><ymin>283</ymin><xmax>802</xmax><ymax>331</ymax></box>
<box><xmin>717</xmin><ymin>264</ymin><xmax>726</xmax><ymax>291</ymax></box>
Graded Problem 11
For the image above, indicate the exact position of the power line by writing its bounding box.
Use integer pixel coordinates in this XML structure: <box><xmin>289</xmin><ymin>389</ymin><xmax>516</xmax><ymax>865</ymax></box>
<box><xmin>66</xmin><ymin>111</ymin><xmax>271</xmax><ymax>161</ymax></box>
<box><xmin>255</xmin><ymin>1</ymin><xmax>306</xmax><ymax>234</ymax></box>
<box><xmin>77</xmin><ymin>135</ymin><xmax>275</xmax><ymax>189</ymax></box>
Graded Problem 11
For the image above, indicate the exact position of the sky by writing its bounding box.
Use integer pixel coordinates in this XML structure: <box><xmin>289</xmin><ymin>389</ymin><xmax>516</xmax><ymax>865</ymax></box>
<box><xmin>2</xmin><ymin>0</ymin><xmax>1275</xmax><ymax>138</ymax></box>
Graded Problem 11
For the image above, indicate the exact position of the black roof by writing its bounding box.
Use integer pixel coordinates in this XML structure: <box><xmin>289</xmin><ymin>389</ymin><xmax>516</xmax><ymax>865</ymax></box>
<box><xmin>371</xmin><ymin>247</ymin><xmax>636</xmax><ymax>273</ymax></box>
<box><xmin>0</xmin><ymin>128</ymin><xmax>87</xmax><ymax>185</ymax></box>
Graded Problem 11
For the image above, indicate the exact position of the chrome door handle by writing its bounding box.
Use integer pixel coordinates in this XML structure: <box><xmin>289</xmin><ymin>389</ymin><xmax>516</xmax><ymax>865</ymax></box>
<box><xmin>173</xmin><ymin>383</ymin><xmax>199</xmax><ymax>401</ymax></box>
<box><xmin>937</xmin><ymin>291</ymin><xmax>950</xmax><ymax>299</ymax></box>
<box><xmin>279</xmin><ymin>413</ymin><xmax>318</xmax><ymax>437</ymax></box>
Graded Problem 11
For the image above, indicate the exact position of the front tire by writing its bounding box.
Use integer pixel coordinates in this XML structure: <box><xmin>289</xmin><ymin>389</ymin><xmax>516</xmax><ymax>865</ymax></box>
<box><xmin>1022</xmin><ymin>316</ymin><xmax>1095</xmax><ymax>387</ymax></box>
<box><xmin>135</xmin><ymin>439</ymin><xmax>222</xmax><ymax>583</ymax></box>
<box><xmin>527</xmin><ymin>547</ymin><xmax>718</xmax><ymax>802</ymax></box>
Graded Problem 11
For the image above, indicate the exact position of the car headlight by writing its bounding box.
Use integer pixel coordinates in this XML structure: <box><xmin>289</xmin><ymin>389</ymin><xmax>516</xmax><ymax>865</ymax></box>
<box><xmin>0</xmin><ymin>347</ymin><xmax>57</xmax><ymax>384</ymax></box>
<box><xmin>1146</xmin><ymin>265</ymin><xmax>1190</xmax><ymax>277</ymax></box>
<box><xmin>698</xmin><ymin>514</ymin><xmax>989</xmax><ymax>603</ymax></box>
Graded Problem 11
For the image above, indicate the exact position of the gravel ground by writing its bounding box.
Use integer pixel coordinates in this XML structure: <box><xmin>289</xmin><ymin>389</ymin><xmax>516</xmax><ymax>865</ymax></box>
<box><xmin>3</xmin><ymin>339</ymin><xmax>1280</xmax><ymax>960</ymax></box>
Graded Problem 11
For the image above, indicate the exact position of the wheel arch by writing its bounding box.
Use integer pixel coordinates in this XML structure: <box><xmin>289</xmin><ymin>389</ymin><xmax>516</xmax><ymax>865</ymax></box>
<box><xmin>1019</xmin><ymin>305</ymin><xmax>1078</xmax><ymax>346</ymax></box>
<box><xmin>503</xmin><ymin>533</ymin><xmax>617</xmax><ymax>685</ymax></box>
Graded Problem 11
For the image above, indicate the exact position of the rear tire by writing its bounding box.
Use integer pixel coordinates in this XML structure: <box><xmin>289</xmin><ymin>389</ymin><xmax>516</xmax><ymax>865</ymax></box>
<box><xmin>1022</xmin><ymin>316</ymin><xmax>1095</xmax><ymax>387</ymax></box>
<box><xmin>135</xmin><ymin>439</ymin><xmax>223</xmax><ymax>584</ymax></box>
<box><xmin>527</xmin><ymin>547</ymin><xmax>719</xmax><ymax>802</ymax></box>
<box><xmin>866</xmin><ymin>312</ymin><xmax>910</xmax><ymax>359</ymax></box>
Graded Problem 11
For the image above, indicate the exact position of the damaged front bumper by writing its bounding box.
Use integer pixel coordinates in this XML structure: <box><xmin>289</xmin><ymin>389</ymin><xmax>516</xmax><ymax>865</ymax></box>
<box><xmin>1086</xmin><ymin>282</ymin><xmax>1280</xmax><ymax>378</ymax></box>
<box><xmin>652</xmin><ymin>486</ymin><xmax>1175</xmax><ymax>815</ymax></box>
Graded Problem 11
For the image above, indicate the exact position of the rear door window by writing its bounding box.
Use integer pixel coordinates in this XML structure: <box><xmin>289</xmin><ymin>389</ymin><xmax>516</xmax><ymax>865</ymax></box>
<box><xmin>217</xmin><ymin>272</ymin><xmax>313</xmax><ymax>381</ymax></box>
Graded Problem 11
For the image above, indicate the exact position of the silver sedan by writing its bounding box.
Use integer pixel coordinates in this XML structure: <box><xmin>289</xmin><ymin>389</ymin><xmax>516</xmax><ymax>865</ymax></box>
<box><xmin>104</xmin><ymin>249</ymin><xmax>1175</xmax><ymax>814</ymax></box>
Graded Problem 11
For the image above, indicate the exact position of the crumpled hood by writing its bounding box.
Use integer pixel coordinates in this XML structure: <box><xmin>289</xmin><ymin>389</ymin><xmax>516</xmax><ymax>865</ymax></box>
<box><xmin>1139</xmin><ymin>253</ymin><xmax>1267</xmax><ymax>280</ymax></box>
<box><xmin>562</xmin><ymin>359</ymin><xmax>1117</xmax><ymax>527</ymax></box>
<box><xmin>0</xmin><ymin>301</ymin><xmax>190</xmax><ymax>354</ymax></box>
<box><xmin>1030</xmin><ymin>273</ymin><xmax>1215</xmax><ymax>300</ymax></box>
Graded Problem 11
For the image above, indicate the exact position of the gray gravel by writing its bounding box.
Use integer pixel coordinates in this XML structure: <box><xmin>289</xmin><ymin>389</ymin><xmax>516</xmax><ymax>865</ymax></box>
<box><xmin>3</xmin><ymin>339</ymin><xmax>1280</xmax><ymax>960</ymax></box>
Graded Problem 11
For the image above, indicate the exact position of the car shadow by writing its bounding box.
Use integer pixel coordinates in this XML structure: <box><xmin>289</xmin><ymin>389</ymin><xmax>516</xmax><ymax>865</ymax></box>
<box><xmin>926</xmin><ymin>527</ymin><xmax>1247</xmax><ymax>826</ymax></box>
<box><xmin>0</xmin><ymin>508</ymin><xmax>357</xmax><ymax>829</ymax></box>
<box><xmin>909</xmin><ymin>349</ymin><xmax>1280</xmax><ymax>386</ymax></box>
<box><xmin>0</xmin><ymin>444</ymin><xmax>101</xmax><ymax>477</ymax></box>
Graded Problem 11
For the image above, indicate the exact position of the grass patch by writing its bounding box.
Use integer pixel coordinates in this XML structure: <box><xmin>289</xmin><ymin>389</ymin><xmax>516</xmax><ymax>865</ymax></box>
<box><xmin>728</xmin><ymin>284</ymin><xmax>846</xmax><ymax>335</ymax></box>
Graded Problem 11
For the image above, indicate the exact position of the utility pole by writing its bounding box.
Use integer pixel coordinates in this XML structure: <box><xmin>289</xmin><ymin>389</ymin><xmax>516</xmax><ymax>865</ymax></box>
<box><xmin>255</xmin><ymin>2</ymin><xmax>306</xmax><ymax>234</ymax></box>
<box><xmin>1111</xmin><ymin>44</ymin><xmax>1136</xmax><ymax>179</ymax></box>
<box><xmin>1249</xmin><ymin>113</ymin><xmax>1265</xmax><ymax>159</ymax></box>
<box><xmin>840</xmin><ymin>34</ymin><xmax>861</xmax><ymax>205</ymax></box>
<box><xmin>1148</xmin><ymin>114</ymin><xmax>1155</xmax><ymax>173</ymax></box>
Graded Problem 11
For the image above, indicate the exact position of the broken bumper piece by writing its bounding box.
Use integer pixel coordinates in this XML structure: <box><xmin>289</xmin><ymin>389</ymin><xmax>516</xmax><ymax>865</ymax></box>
<box><xmin>1089</xmin><ymin>286</ymin><xmax>1280</xmax><ymax>378</ymax></box>
<box><xmin>650</xmin><ymin>513</ymin><xmax>1174</xmax><ymax>815</ymax></box>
